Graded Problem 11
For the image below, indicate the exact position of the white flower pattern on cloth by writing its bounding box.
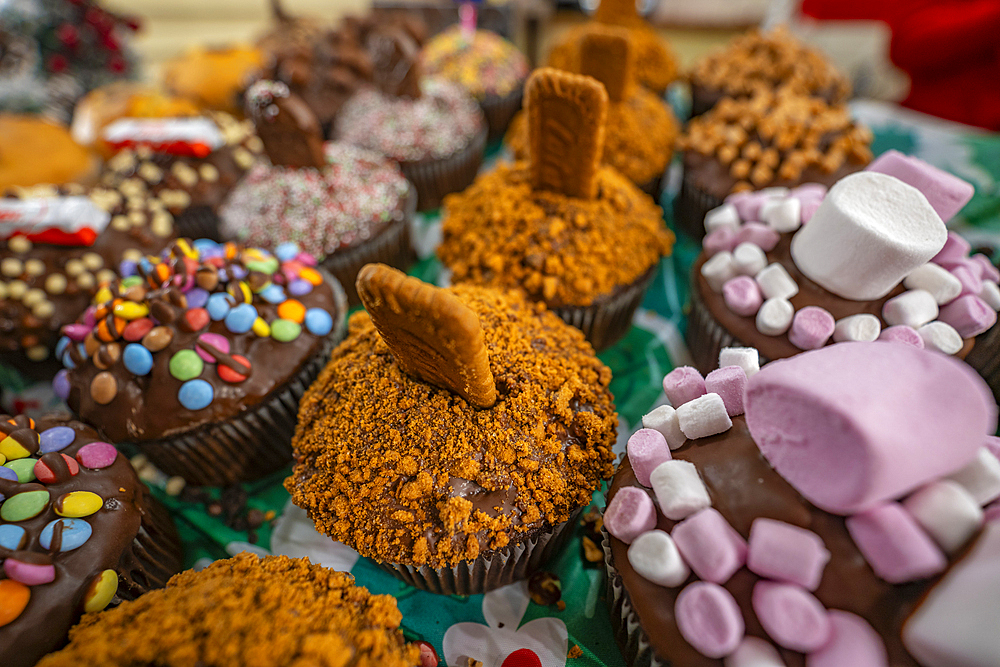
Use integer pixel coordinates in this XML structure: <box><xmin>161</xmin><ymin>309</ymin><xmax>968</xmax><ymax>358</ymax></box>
<box><xmin>443</xmin><ymin>581</ymin><xmax>568</xmax><ymax>667</ymax></box>
<box><xmin>268</xmin><ymin>500</ymin><xmax>361</xmax><ymax>572</ymax></box>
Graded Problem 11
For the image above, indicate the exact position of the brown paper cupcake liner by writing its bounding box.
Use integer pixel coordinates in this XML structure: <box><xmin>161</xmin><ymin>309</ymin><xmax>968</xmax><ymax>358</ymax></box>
<box><xmin>321</xmin><ymin>187</ymin><xmax>418</xmax><ymax>306</ymax></box>
<box><xmin>174</xmin><ymin>204</ymin><xmax>223</xmax><ymax>242</ymax></box>
<box><xmin>638</xmin><ymin>172</ymin><xmax>665</xmax><ymax>202</ymax></box>
<box><xmin>551</xmin><ymin>267</ymin><xmax>657</xmax><ymax>352</ymax></box>
<box><xmin>116</xmin><ymin>491</ymin><xmax>185</xmax><ymax>600</ymax></box>
<box><xmin>401</xmin><ymin>125</ymin><xmax>488</xmax><ymax>212</ymax></box>
<box><xmin>963</xmin><ymin>320</ymin><xmax>1000</xmax><ymax>406</ymax></box>
<box><xmin>376</xmin><ymin>507</ymin><xmax>583</xmax><ymax>595</ymax></box>
<box><xmin>687</xmin><ymin>280</ymin><xmax>771</xmax><ymax>376</ymax></box>
<box><xmin>480</xmin><ymin>86</ymin><xmax>524</xmax><ymax>144</ymax></box>
<box><xmin>672</xmin><ymin>169</ymin><xmax>721</xmax><ymax>242</ymax></box>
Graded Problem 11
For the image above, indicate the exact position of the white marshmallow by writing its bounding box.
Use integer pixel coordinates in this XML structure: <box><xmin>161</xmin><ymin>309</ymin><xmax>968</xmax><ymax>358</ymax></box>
<box><xmin>650</xmin><ymin>459</ymin><xmax>712</xmax><ymax>520</ymax></box>
<box><xmin>724</xmin><ymin>637</ymin><xmax>786</xmax><ymax>667</ymax></box>
<box><xmin>947</xmin><ymin>448</ymin><xmax>1000</xmax><ymax>506</ymax></box>
<box><xmin>642</xmin><ymin>405</ymin><xmax>687</xmax><ymax>451</ymax></box>
<box><xmin>917</xmin><ymin>321</ymin><xmax>964</xmax><ymax>355</ymax></box>
<box><xmin>833</xmin><ymin>313</ymin><xmax>881</xmax><ymax>342</ymax></box>
<box><xmin>883</xmin><ymin>290</ymin><xmax>940</xmax><ymax>328</ymax></box>
<box><xmin>732</xmin><ymin>242</ymin><xmax>768</xmax><ymax>276</ymax></box>
<box><xmin>756</xmin><ymin>298</ymin><xmax>794</xmax><ymax>336</ymax></box>
<box><xmin>904</xmin><ymin>264</ymin><xmax>963</xmax><ymax>305</ymax></box>
<box><xmin>719</xmin><ymin>347</ymin><xmax>760</xmax><ymax>377</ymax></box>
<box><xmin>980</xmin><ymin>281</ymin><xmax>1000</xmax><ymax>311</ymax></box>
<box><xmin>760</xmin><ymin>197</ymin><xmax>802</xmax><ymax>233</ymax></box>
<box><xmin>755</xmin><ymin>263</ymin><xmax>799</xmax><ymax>300</ymax></box>
<box><xmin>903</xmin><ymin>480</ymin><xmax>984</xmax><ymax>554</ymax></box>
<box><xmin>757</xmin><ymin>186</ymin><xmax>791</xmax><ymax>199</ymax></box>
<box><xmin>628</xmin><ymin>529</ymin><xmax>690</xmax><ymax>587</ymax></box>
<box><xmin>676</xmin><ymin>392</ymin><xmax>733</xmax><ymax>439</ymax></box>
<box><xmin>790</xmin><ymin>172</ymin><xmax>947</xmax><ymax>300</ymax></box>
<box><xmin>705</xmin><ymin>203</ymin><xmax>741</xmax><ymax>234</ymax></box>
<box><xmin>702</xmin><ymin>251</ymin><xmax>738</xmax><ymax>293</ymax></box>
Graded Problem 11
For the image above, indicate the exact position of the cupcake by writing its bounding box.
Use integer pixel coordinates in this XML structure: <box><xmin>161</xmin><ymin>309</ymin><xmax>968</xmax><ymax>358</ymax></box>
<box><xmin>0</xmin><ymin>413</ymin><xmax>183</xmax><ymax>667</ymax></box>
<box><xmin>36</xmin><ymin>553</ymin><xmax>420</xmax><ymax>667</ymax></box>
<box><xmin>98</xmin><ymin>111</ymin><xmax>263</xmax><ymax>240</ymax></box>
<box><xmin>506</xmin><ymin>26</ymin><xmax>679</xmax><ymax>198</ymax></box>
<box><xmin>220</xmin><ymin>81</ymin><xmax>415</xmax><ymax>307</ymax></box>
<box><xmin>0</xmin><ymin>182</ymin><xmax>175</xmax><ymax>383</ymax></box>
<box><xmin>687</xmin><ymin>165</ymin><xmax>998</xmax><ymax>396</ymax></box>
<box><xmin>688</xmin><ymin>26</ymin><xmax>851</xmax><ymax>118</ymax></box>
<box><xmin>674</xmin><ymin>87</ymin><xmax>872</xmax><ymax>240</ymax></box>
<box><xmin>439</xmin><ymin>68</ymin><xmax>673</xmax><ymax>350</ymax></box>
<box><xmin>421</xmin><ymin>25</ymin><xmax>529</xmax><ymax>143</ymax></box>
<box><xmin>603</xmin><ymin>341</ymin><xmax>999</xmax><ymax>666</ymax></box>
<box><xmin>58</xmin><ymin>239</ymin><xmax>348</xmax><ymax>486</ymax></box>
<box><xmin>162</xmin><ymin>45</ymin><xmax>266</xmax><ymax>117</ymax></box>
<box><xmin>0</xmin><ymin>116</ymin><xmax>100</xmax><ymax>190</ymax></box>
<box><xmin>286</xmin><ymin>264</ymin><xmax>617</xmax><ymax>594</ymax></box>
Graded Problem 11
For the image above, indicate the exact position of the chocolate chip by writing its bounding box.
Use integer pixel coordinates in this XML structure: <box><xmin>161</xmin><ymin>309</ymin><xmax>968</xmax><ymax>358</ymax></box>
<box><xmin>206</xmin><ymin>502</ymin><xmax>223</xmax><ymax>517</ymax></box>
<box><xmin>527</xmin><ymin>571</ymin><xmax>562</xmax><ymax>606</ymax></box>
<box><xmin>247</xmin><ymin>508</ymin><xmax>265</xmax><ymax>529</ymax></box>
<box><xmin>581</xmin><ymin>535</ymin><xmax>603</xmax><ymax>564</ymax></box>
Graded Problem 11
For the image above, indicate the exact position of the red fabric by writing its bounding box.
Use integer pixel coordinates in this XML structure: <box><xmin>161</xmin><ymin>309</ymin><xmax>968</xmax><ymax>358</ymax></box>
<box><xmin>800</xmin><ymin>0</ymin><xmax>1000</xmax><ymax>130</ymax></box>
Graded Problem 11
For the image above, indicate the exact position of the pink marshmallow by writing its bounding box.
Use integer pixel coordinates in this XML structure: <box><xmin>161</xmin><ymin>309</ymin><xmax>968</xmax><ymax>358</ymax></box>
<box><xmin>806</xmin><ymin>611</ymin><xmax>888</xmax><ymax>667</ymax></box>
<box><xmin>747</xmin><ymin>518</ymin><xmax>831</xmax><ymax>591</ymax></box>
<box><xmin>672</xmin><ymin>508</ymin><xmax>748</xmax><ymax>584</ymax></box>
<box><xmin>846</xmin><ymin>502</ymin><xmax>947</xmax><ymax>583</ymax></box>
<box><xmin>865</xmin><ymin>150</ymin><xmax>974</xmax><ymax>223</ymax></box>
<box><xmin>878</xmin><ymin>325</ymin><xmax>925</xmax><ymax>349</ymax></box>
<box><xmin>986</xmin><ymin>501</ymin><xmax>1000</xmax><ymax>523</ymax></box>
<box><xmin>663</xmin><ymin>366</ymin><xmax>707</xmax><ymax>408</ymax></box>
<box><xmin>972</xmin><ymin>254</ymin><xmax>1000</xmax><ymax>283</ymax></box>
<box><xmin>745</xmin><ymin>342</ymin><xmax>995</xmax><ymax>514</ymax></box>
<box><xmin>788</xmin><ymin>306</ymin><xmax>836</xmax><ymax>350</ymax></box>
<box><xmin>627</xmin><ymin>428</ymin><xmax>672</xmax><ymax>487</ymax></box>
<box><xmin>675</xmin><ymin>582</ymin><xmax>745</xmax><ymax>659</ymax></box>
<box><xmin>791</xmin><ymin>183</ymin><xmax>828</xmax><ymax>199</ymax></box>
<box><xmin>752</xmin><ymin>581</ymin><xmax>831</xmax><ymax>652</ymax></box>
<box><xmin>735</xmin><ymin>223</ymin><xmax>780</xmax><ymax>252</ymax></box>
<box><xmin>932</xmin><ymin>231</ymin><xmax>972</xmax><ymax>268</ymax></box>
<box><xmin>984</xmin><ymin>435</ymin><xmax>1000</xmax><ymax>462</ymax></box>
<box><xmin>604</xmin><ymin>487</ymin><xmax>657</xmax><ymax>544</ymax></box>
<box><xmin>722</xmin><ymin>276</ymin><xmax>763</xmax><ymax>317</ymax></box>
<box><xmin>951</xmin><ymin>264</ymin><xmax>984</xmax><ymax>298</ymax></box>
<box><xmin>800</xmin><ymin>198</ymin><xmax>822</xmax><ymax>224</ymax></box>
<box><xmin>704</xmin><ymin>227</ymin><xmax>739</xmax><ymax>257</ymax></box>
<box><xmin>727</xmin><ymin>191</ymin><xmax>767</xmax><ymax>221</ymax></box>
<box><xmin>704</xmin><ymin>366</ymin><xmax>748</xmax><ymax>416</ymax></box>
<box><xmin>938</xmin><ymin>294</ymin><xmax>997</xmax><ymax>337</ymax></box>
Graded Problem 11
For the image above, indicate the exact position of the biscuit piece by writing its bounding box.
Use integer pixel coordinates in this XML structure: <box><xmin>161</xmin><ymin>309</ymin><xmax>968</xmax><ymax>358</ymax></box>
<box><xmin>595</xmin><ymin>0</ymin><xmax>640</xmax><ymax>25</ymax></box>
<box><xmin>356</xmin><ymin>263</ymin><xmax>497</xmax><ymax>408</ymax></box>
<box><xmin>244</xmin><ymin>80</ymin><xmax>326</xmax><ymax>169</ymax></box>
<box><xmin>580</xmin><ymin>26</ymin><xmax>633</xmax><ymax>102</ymax></box>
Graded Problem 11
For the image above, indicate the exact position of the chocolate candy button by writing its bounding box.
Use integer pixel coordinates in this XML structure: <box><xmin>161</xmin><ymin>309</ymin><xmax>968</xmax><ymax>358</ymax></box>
<box><xmin>305</xmin><ymin>308</ymin><xmax>334</xmax><ymax>336</ymax></box>
<box><xmin>1</xmin><ymin>490</ymin><xmax>50</xmax><ymax>521</ymax></box>
<box><xmin>4</xmin><ymin>559</ymin><xmax>55</xmax><ymax>586</ymax></box>
<box><xmin>39</xmin><ymin>426</ymin><xmax>75</xmax><ymax>453</ymax></box>
<box><xmin>122</xmin><ymin>317</ymin><xmax>154</xmax><ymax>342</ymax></box>
<box><xmin>195</xmin><ymin>333</ymin><xmax>230</xmax><ymax>363</ymax></box>
<box><xmin>123</xmin><ymin>343</ymin><xmax>154</xmax><ymax>375</ymax></box>
<box><xmin>0</xmin><ymin>580</ymin><xmax>30</xmax><ymax>627</ymax></box>
<box><xmin>54</xmin><ymin>491</ymin><xmax>103</xmax><ymax>518</ymax></box>
<box><xmin>277</xmin><ymin>299</ymin><xmax>306</xmax><ymax>323</ymax></box>
<box><xmin>0</xmin><ymin>524</ymin><xmax>26</xmax><ymax>550</ymax></box>
<box><xmin>178</xmin><ymin>379</ymin><xmax>213</xmax><ymax>410</ymax></box>
<box><xmin>271</xmin><ymin>319</ymin><xmax>301</xmax><ymax>342</ymax></box>
<box><xmin>218</xmin><ymin>355</ymin><xmax>251</xmax><ymax>383</ymax></box>
<box><xmin>40</xmin><ymin>518</ymin><xmax>93</xmax><ymax>551</ymax></box>
<box><xmin>112</xmin><ymin>301</ymin><xmax>149</xmax><ymax>320</ymax></box>
<box><xmin>275</xmin><ymin>242</ymin><xmax>300</xmax><ymax>262</ymax></box>
<box><xmin>260</xmin><ymin>284</ymin><xmax>286</xmax><ymax>304</ymax></box>
<box><xmin>83</xmin><ymin>570</ymin><xmax>118</xmax><ymax>613</ymax></box>
<box><xmin>5</xmin><ymin>458</ymin><xmax>36</xmax><ymax>483</ymax></box>
<box><xmin>76</xmin><ymin>442</ymin><xmax>118</xmax><ymax>469</ymax></box>
<box><xmin>90</xmin><ymin>371</ymin><xmax>118</xmax><ymax>405</ymax></box>
<box><xmin>142</xmin><ymin>326</ymin><xmax>174</xmax><ymax>352</ymax></box>
<box><xmin>0</xmin><ymin>466</ymin><xmax>17</xmax><ymax>482</ymax></box>
<box><xmin>33</xmin><ymin>454</ymin><xmax>78</xmax><ymax>483</ymax></box>
<box><xmin>224</xmin><ymin>303</ymin><xmax>257</xmax><ymax>333</ymax></box>
<box><xmin>206</xmin><ymin>292</ymin><xmax>232</xmax><ymax>321</ymax></box>
<box><xmin>186</xmin><ymin>287</ymin><xmax>209</xmax><ymax>309</ymax></box>
<box><xmin>0</xmin><ymin>435</ymin><xmax>32</xmax><ymax>460</ymax></box>
<box><xmin>288</xmin><ymin>279</ymin><xmax>312</xmax><ymax>296</ymax></box>
<box><xmin>181</xmin><ymin>308</ymin><xmax>210</xmax><ymax>333</ymax></box>
<box><xmin>169</xmin><ymin>349</ymin><xmax>204</xmax><ymax>381</ymax></box>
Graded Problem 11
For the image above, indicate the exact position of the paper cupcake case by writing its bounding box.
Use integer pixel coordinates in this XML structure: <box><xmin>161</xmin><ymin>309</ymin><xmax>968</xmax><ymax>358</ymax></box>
<box><xmin>173</xmin><ymin>204</ymin><xmax>223</xmax><ymax>242</ymax></box>
<box><xmin>117</xmin><ymin>491</ymin><xmax>185</xmax><ymax>598</ymax></box>
<box><xmin>687</xmin><ymin>280</ymin><xmax>773</xmax><ymax>375</ymax></box>
<box><xmin>377</xmin><ymin>507</ymin><xmax>583</xmax><ymax>596</ymax></box>
<box><xmin>552</xmin><ymin>267</ymin><xmax>657</xmax><ymax>351</ymax></box>
<box><xmin>401</xmin><ymin>125</ymin><xmax>488</xmax><ymax>212</ymax></box>
<box><xmin>963</xmin><ymin>321</ymin><xmax>1000</xmax><ymax>405</ymax></box>
<box><xmin>480</xmin><ymin>86</ymin><xmax>524</xmax><ymax>144</ymax></box>
<box><xmin>638</xmin><ymin>172</ymin><xmax>665</xmax><ymax>203</ymax></box>
<box><xmin>672</xmin><ymin>171</ymin><xmax>721</xmax><ymax>241</ymax></box>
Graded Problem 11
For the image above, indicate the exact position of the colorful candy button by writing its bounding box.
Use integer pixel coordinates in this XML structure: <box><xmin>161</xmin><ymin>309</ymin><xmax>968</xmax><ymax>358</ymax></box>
<box><xmin>33</xmin><ymin>454</ymin><xmax>79</xmax><ymax>483</ymax></box>
<box><xmin>54</xmin><ymin>491</ymin><xmax>103</xmax><ymax>518</ymax></box>
<box><xmin>218</xmin><ymin>356</ymin><xmax>251</xmax><ymax>383</ymax></box>
<box><xmin>245</xmin><ymin>257</ymin><xmax>279</xmax><ymax>274</ymax></box>
<box><xmin>76</xmin><ymin>442</ymin><xmax>118</xmax><ymax>469</ymax></box>
<box><xmin>277</xmin><ymin>299</ymin><xmax>306</xmax><ymax>323</ymax></box>
<box><xmin>178</xmin><ymin>379</ymin><xmax>213</xmax><ymax>410</ymax></box>
<box><xmin>206</xmin><ymin>292</ymin><xmax>233</xmax><ymax>321</ymax></box>
<box><xmin>186</xmin><ymin>287</ymin><xmax>209</xmax><ymax>309</ymax></box>
<box><xmin>0</xmin><ymin>466</ymin><xmax>17</xmax><ymax>482</ymax></box>
<box><xmin>122</xmin><ymin>317</ymin><xmax>154</xmax><ymax>342</ymax></box>
<box><xmin>195</xmin><ymin>333</ymin><xmax>230</xmax><ymax>363</ymax></box>
<box><xmin>52</xmin><ymin>370</ymin><xmax>71</xmax><ymax>401</ymax></box>
<box><xmin>305</xmin><ymin>308</ymin><xmax>334</xmax><ymax>336</ymax></box>
<box><xmin>297</xmin><ymin>252</ymin><xmax>317</xmax><ymax>266</ymax></box>
<box><xmin>90</xmin><ymin>372</ymin><xmax>118</xmax><ymax>405</ymax></box>
<box><xmin>5</xmin><ymin>458</ymin><xmax>36</xmax><ymax>483</ymax></box>
<box><xmin>123</xmin><ymin>343</ymin><xmax>154</xmax><ymax>376</ymax></box>
<box><xmin>271</xmin><ymin>319</ymin><xmax>301</xmax><ymax>342</ymax></box>
<box><xmin>169</xmin><ymin>350</ymin><xmax>204</xmax><ymax>381</ymax></box>
<box><xmin>0</xmin><ymin>580</ymin><xmax>30</xmax><ymax>627</ymax></box>
<box><xmin>38</xmin><ymin>426</ymin><xmax>75</xmax><ymax>454</ymax></box>
<box><xmin>275</xmin><ymin>242</ymin><xmax>300</xmax><ymax>262</ymax></box>
<box><xmin>40</xmin><ymin>518</ymin><xmax>93</xmax><ymax>551</ymax></box>
<box><xmin>1</xmin><ymin>490</ymin><xmax>50</xmax><ymax>521</ymax></box>
<box><xmin>0</xmin><ymin>524</ymin><xmax>26</xmax><ymax>550</ymax></box>
<box><xmin>288</xmin><ymin>279</ymin><xmax>312</xmax><ymax>296</ymax></box>
<box><xmin>300</xmin><ymin>267</ymin><xmax>323</xmax><ymax>285</ymax></box>
<box><xmin>227</xmin><ymin>281</ymin><xmax>252</xmax><ymax>303</ymax></box>
<box><xmin>112</xmin><ymin>301</ymin><xmax>149</xmax><ymax>320</ymax></box>
<box><xmin>4</xmin><ymin>559</ymin><xmax>56</xmax><ymax>586</ymax></box>
<box><xmin>0</xmin><ymin>435</ymin><xmax>32</xmax><ymax>460</ymax></box>
<box><xmin>83</xmin><ymin>570</ymin><xmax>118</xmax><ymax>613</ymax></box>
<box><xmin>252</xmin><ymin>317</ymin><xmax>270</xmax><ymax>337</ymax></box>
<box><xmin>225</xmin><ymin>303</ymin><xmax>257</xmax><ymax>333</ymax></box>
<box><xmin>260</xmin><ymin>284</ymin><xmax>286</xmax><ymax>304</ymax></box>
<box><xmin>55</xmin><ymin>335</ymin><xmax>70</xmax><ymax>358</ymax></box>
<box><xmin>142</xmin><ymin>326</ymin><xmax>174</xmax><ymax>352</ymax></box>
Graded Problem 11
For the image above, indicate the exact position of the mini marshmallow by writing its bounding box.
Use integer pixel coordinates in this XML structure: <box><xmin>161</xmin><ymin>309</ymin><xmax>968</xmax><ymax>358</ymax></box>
<box><xmin>972</xmin><ymin>253</ymin><xmax>1000</xmax><ymax>283</ymax></box>
<box><xmin>723</xmin><ymin>276</ymin><xmax>764</xmax><ymax>317</ymax></box>
<box><xmin>790</xmin><ymin>172</ymin><xmax>947</xmax><ymax>300</ymax></box>
<box><xmin>833</xmin><ymin>313</ymin><xmax>881</xmax><ymax>343</ymax></box>
<box><xmin>931</xmin><ymin>231</ymin><xmax>971</xmax><ymax>268</ymax></box>
<box><xmin>903</xmin><ymin>480</ymin><xmax>984</xmax><ymax>554</ymax></box>
<box><xmin>715</xmin><ymin>350</ymin><xmax>758</xmax><ymax>382</ymax></box>
<box><xmin>663</xmin><ymin>366</ymin><xmax>706</xmax><ymax>408</ymax></box>
<box><xmin>800</xmin><ymin>198</ymin><xmax>821</xmax><ymax>224</ymax></box>
<box><xmin>627</xmin><ymin>428</ymin><xmax>672</xmax><ymax>487</ymax></box>
<box><xmin>938</xmin><ymin>294</ymin><xmax>997</xmax><ymax>337</ymax></box>
<box><xmin>979</xmin><ymin>281</ymin><xmax>1000</xmax><ymax>311</ymax></box>
<box><xmin>986</xmin><ymin>502</ymin><xmax>1000</xmax><ymax>522</ymax></box>
<box><xmin>917</xmin><ymin>321</ymin><xmax>963</xmax><ymax>355</ymax></box>
<box><xmin>903</xmin><ymin>263</ymin><xmax>963</xmax><ymax>305</ymax></box>
<box><xmin>677</xmin><ymin>393</ymin><xmax>733</xmax><ymax>439</ymax></box>
<box><xmin>755</xmin><ymin>263</ymin><xmax>798</xmax><ymax>300</ymax></box>
<box><xmin>882</xmin><ymin>289</ymin><xmax>939</xmax><ymax>328</ymax></box>
<box><xmin>642</xmin><ymin>405</ymin><xmax>687</xmax><ymax>450</ymax></box>
<box><xmin>752</xmin><ymin>581</ymin><xmax>831</xmax><ymax>653</ymax></box>
<box><xmin>846</xmin><ymin>502</ymin><xmax>947</xmax><ymax>583</ymax></box>
<box><xmin>985</xmin><ymin>435</ymin><xmax>1000</xmax><ymax>461</ymax></box>
<box><xmin>865</xmin><ymin>149</ymin><xmax>974</xmax><ymax>222</ymax></box>
<box><xmin>628</xmin><ymin>529</ymin><xmax>690</xmax><ymax>587</ymax></box>
<box><xmin>879</xmin><ymin>325</ymin><xmax>925</xmax><ymax>348</ymax></box>
<box><xmin>788</xmin><ymin>306</ymin><xmax>835</xmax><ymax>350</ymax></box>
<box><xmin>724</xmin><ymin>637</ymin><xmax>785</xmax><ymax>667</ymax></box>
<box><xmin>727</xmin><ymin>190</ymin><xmax>767</xmax><ymax>221</ymax></box>
<box><xmin>756</xmin><ymin>298</ymin><xmax>794</xmax><ymax>336</ymax></box>
<box><xmin>705</xmin><ymin>227</ymin><xmax>740</xmax><ymax>257</ymax></box>
<box><xmin>747</xmin><ymin>518</ymin><xmax>830</xmax><ymax>591</ymax></box>
<box><xmin>760</xmin><ymin>197</ymin><xmax>801</xmax><ymax>233</ymax></box>
<box><xmin>757</xmin><ymin>186</ymin><xmax>791</xmax><ymax>198</ymax></box>
<box><xmin>947</xmin><ymin>447</ymin><xmax>1000</xmax><ymax>506</ymax></box>
<box><xmin>732</xmin><ymin>242</ymin><xmax>768</xmax><ymax>276</ymax></box>
<box><xmin>675</xmin><ymin>582</ymin><xmax>745</xmax><ymax>659</ymax></box>
<box><xmin>791</xmin><ymin>183</ymin><xmax>828</xmax><ymax>199</ymax></box>
<box><xmin>807</xmin><ymin>611</ymin><xmax>889</xmax><ymax>667</ymax></box>
<box><xmin>705</xmin><ymin>203</ymin><xmax>741</xmax><ymax>234</ymax></box>
<box><xmin>736</xmin><ymin>222</ymin><xmax>780</xmax><ymax>252</ymax></box>
<box><xmin>951</xmin><ymin>264</ymin><xmax>983</xmax><ymax>298</ymax></box>
<box><xmin>650</xmin><ymin>459</ymin><xmax>712</xmax><ymax>521</ymax></box>
<box><xmin>702</xmin><ymin>251</ymin><xmax>738</xmax><ymax>292</ymax></box>
<box><xmin>705</xmin><ymin>366</ymin><xmax>748</xmax><ymax>416</ymax></box>
<box><xmin>604</xmin><ymin>487</ymin><xmax>657</xmax><ymax>544</ymax></box>
<box><xmin>672</xmin><ymin>508</ymin><xmax>748</xmax><ymax>584</ymax></box>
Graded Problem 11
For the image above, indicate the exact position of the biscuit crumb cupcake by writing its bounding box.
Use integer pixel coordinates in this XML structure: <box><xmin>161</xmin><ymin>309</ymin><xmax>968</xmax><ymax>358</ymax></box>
<box><xmin>0</xmin><ymin>116</ymin><xmax>100</xmax><ymax>191</ymax></box>
<box><xmin>162</xmin><ymin>45</ymin><xmax>266</xmax><ymax>117</ymax></box>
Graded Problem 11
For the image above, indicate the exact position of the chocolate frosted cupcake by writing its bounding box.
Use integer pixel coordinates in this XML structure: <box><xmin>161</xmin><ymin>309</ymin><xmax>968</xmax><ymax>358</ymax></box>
<box><xmin>221</xmin><ymin>81</ymin><xmax>415</xmax><ymax>306</ymax></box>
<box><xmin>36</xmin><ymin>554</ymin><xmax>420</xmax><ymax>667</ymax></box>
<box><xmin>675</xmin><ymin>87</ymin><xmax>872</xmax><ymax>240</ymax></box>
<box><xmin>603</xmin><ymin>342</ymin><xmax>999</xmax><ymax>666</ymax></box>
<box><xmin>440</xmin><ymin>68</ymin><xmax>673</xmax><ymax>350</ymax></box>
<box><xmin>58</xmin><ymin>239</ymin><xmax>347</xmax><ymax>486</ymax></box>
<box><xmin>0</xmin><ymin>413</ymin><xmax>183</xmax><ymax>667</ymax></box>
<box><xmin>506</xmin><ymin>26</ymin><xmax>678</xmax><ymax>198</ymax></box>
<box><xmin>286</xmin><ymin>265</ymin><xmax>617</xmax><ymax>594</ymax></box>
<box><xmin>688</xmin><ymin>26</ymin><xmax>851</xmax><ymax>118</ymax></box>
<box><xmin>0</xmin><ymin>183</ymin><xmax>175</xmax><ymax>383</ymax></box>
<box><xmin>98</xmin><ymin>112</ymin><xmax>263</xmax><ymax>240</ymax></box>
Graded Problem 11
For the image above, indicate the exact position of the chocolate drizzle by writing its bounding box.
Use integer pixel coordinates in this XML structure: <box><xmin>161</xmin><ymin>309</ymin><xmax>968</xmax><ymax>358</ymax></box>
<box><xmin>195</xmin><ymin>338</ymin><xmax>252</xmax><ymax>376</ymax></box>
<box><xmin>39</xmin><ymin>452</ymin><xmax>73</xmax><ymax>484</ymax></box>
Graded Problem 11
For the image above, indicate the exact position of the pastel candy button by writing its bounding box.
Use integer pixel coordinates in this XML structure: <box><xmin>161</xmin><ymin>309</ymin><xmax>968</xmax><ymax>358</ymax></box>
<box><xmin>53</xmin><ymin>370</ymin><xmax>71</xmax><ymax>400</ymax></box>
<box><xmin>76</xmin><ymin>442</ymin><xmax>118</xmax><ymax>469</ymax></box>
<box><xmin>195</xmin><ymin>333</ymin><xmax>230</xmax><ymax>363</ymax></box>
<box><xmin>1</xmin><ymin>490</ymin><xmax>50</xmax><ymax>521</ymax></box>
<box><xmin>675</xmin><ymin>582</ymin><xmax>744</xmax><ymax>659</ymax></box>
<box><xmin>83</xmin><ymin>569</ymin><xmax>118</xmax><ymax>613</ymax></box>
<box><xmin>179</xmin><ymin>379</ymin><xmax>213</xmax><ymax>410</ymax></box>
<box><xmin>54</xmin><ymin>490</ymin><xmax>103</xmax><ymax>518</ymax></box>
<box><xmin>123</xmin><ymin>343</ymin><xmax>154</xmax><ymax>376</ymax></box>
<box><xmin>218</xmin><ymin>356</ymin><xmax>250</xmax><ymax>384</ymax></box>
<box><xmin>0</xmin><ymin>435</ymin><xmax>32</xmax><ymax>460</ymax></box>
<box><xmin>304</xmin><ymin>308</ymin><xmax>334</xmax><ymax>336</ymax></box>
<box><xmin>0</xmin><ymin>524</ymin><xmax>26</xmax><ymax>550</ymax></box>
<box><xmin>260</xmin><ymin>284</ymin><xmax>286</xmax><ymax>304</ymax></box>
<box><xmin>169</xmin><ymin>349</ymin><xmax>204</xmax><ymax>381</ymax></box>
<box><xmin>206</xmin><ymin>292</ymin><xmax>232</xmax><ymax>321</ymax></box>
<box><xmin>275</xmin><ymin>242</ymin><xmax>300</xmax><ymax>262</ymax></box>
<box><xmin>186</xmin><ymin>287</ymin><xmax>209</xmax><ymax>309</ymax></box>
<box><xmin>6</xmin><ymin>458</ymin><xmax>37</xmax><ymax>483</ymax></box>
<box><xmin>40</xmin><ymin>518</ymin><xmax>93</xmax><ymax>551</ymax></box>
<box><xmin>0</xmin><ymin>465</ymin><xmax>17</xmax><ymax>482</ymax></box>
<box><xmin>4</xmin><ymin>559</ymin><xmax>55</xmax><ymax>586</ymax></box>
<box><xmin>288</xmin><ymin>279</ymin><xmax>312</xmax><ymax>296</ymax></box>
<box><xmin>225</xmin><ymin>303</ymin><xmax>257</xmax><ymax>333</ymax></box>
<box><xmin>0</xmin><ymin>580</ymin><xmax>30</xmax><ymax>627</ymax></box>
<box><xmin>34</xmin><ymin>453</ymin><xmax>79</xmax><ymax>483</ymax></box>
<box><xmin>271</xmin><ymin>319</ymin><xmax>301</xmax><ymax>342</ymax></box>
